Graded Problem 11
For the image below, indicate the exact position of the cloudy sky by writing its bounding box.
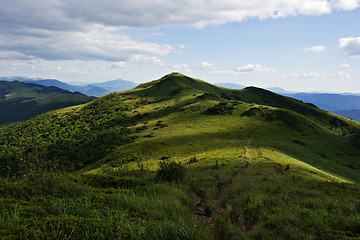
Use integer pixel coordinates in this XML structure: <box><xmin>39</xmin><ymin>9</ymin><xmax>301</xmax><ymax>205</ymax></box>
<box><xmin>1</xmin><ymin>0</ymin><xmax>360</xmax><ymax>92</ymax></box>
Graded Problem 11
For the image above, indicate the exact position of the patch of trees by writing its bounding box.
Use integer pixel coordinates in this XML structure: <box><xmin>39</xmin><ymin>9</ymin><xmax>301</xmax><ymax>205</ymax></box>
<box><xmin>205</xmin><ymin>102</ymin><xmax>234</xmax><ymax>115</ymax></box>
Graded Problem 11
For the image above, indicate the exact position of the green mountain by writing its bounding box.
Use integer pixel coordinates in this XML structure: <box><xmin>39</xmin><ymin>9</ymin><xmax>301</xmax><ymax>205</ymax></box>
<box><xmin>0</xmin><ymin>73</ymin><xmax>359</xmax><ymax>239</ymax></box>
<box><xmin>0</xmin><ymin>81</ymin><xmax>96</xmax><ymax>125</ymax></box>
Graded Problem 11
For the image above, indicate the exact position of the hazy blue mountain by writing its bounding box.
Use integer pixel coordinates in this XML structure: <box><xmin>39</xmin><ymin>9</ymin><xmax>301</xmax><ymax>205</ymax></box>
<box><xmin>266</xmin><ymin>87</ymin><xmax>296</xmax><ymax>94</ymax></box>
<box><xmin>91</xmin><ymin>79</ymin><xmax>138</xmax><ymax>92</ymax></box>
<box><xmin>284</xmin><ymin>93</ymin><xmax>360</xmax><ymax>111</ymax></box>
<box><xmin>0</xmin><ymin>77</ymin><xmax>77</xmax><ymax>91</ymax></box>
<box><xmin>0</xmin><ymin>81</ymin><xmax>95</xmax><ymax>125</ymax></box>
<box><xmin>215</xmin><ymin>83</ymin><xmax>292</xmax><ymax>95</ymax></box>
<box><xmin>332</xmin><ymin>110</ymin><xmax>360</xmax><ymax>122</ymax></box>
<box><xmin>215</xmin><ymin>82</ymin><xmax>246</xmax><ymax>89</ymax></box>
<box><xmin>0</xmin><ymin>77</ymin><xmax>138</xmax><ymax>97</ymax></box>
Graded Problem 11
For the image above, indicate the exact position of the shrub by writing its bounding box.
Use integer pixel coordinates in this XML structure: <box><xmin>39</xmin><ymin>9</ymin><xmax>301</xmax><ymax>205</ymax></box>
<box><xmin>155</xmin><ymin>161</ymin><xmax>186</xmax><ymax>183</ymax></box>
<box><xmin>205</xmin><ymin>102</ymin><xmax>234</xmax><ymax>115</ymax></box>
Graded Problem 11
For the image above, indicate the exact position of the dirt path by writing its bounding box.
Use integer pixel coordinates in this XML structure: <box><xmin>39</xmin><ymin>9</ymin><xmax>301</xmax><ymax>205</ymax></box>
<box><xmin>193</xmin><ymin>108</ymin><xmax>270</xmax><ymax>229</ymax></box>
<box><xmin>193</xmin><ymin>171</ymin><xmax>243</xmax><ymax>229</ymax></box>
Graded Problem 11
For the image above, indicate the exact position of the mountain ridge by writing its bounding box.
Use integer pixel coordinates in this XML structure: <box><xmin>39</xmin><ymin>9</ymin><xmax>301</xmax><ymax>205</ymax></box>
<box><xmin>215</xmin><ymin>81</ymin><xmax>360</xmax><ymax>122</ymax></box>
<box><xmin>0</xmin><ymin>81</ymin><xmax>95</xmax><ymax>125</ymax></box>
<box><xmin>0</xmin><ymin>76</ymin><xmax>138</xmax><ymax>97</ymax></box>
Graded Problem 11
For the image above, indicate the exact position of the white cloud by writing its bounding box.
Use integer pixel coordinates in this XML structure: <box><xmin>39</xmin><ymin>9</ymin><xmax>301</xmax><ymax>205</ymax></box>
<box><xmin>332</xmin><ymin>0</ymin><xmax>359</xmax><ymax>10</ymax></box>
<box><xmin>339</xmin><ymin>37</ymin><xmax>360</xmax><ymax>56</ymax></box>
<box><xmin>236</xmin><ymin>64</ymin><xmax>275</xmax><ymax>73</ymax></box>
<box><xmin>199</xmin><ymin>62</ymin><xmax>275</xmax><ymax>75</ymax></box>
<box><xmin>283</xmin><ymin>70</ymin><xmax>353</xmax><ymax>81</ymax></box>
<box><xmin>1</xmin><ymin>1</ymin><xmax>359</xmax><ymax>30</ymax></box>
<box><xmin>128</xmin><ymin>55</ymin><xmax>165</xmax><ymax>66</ymax></box>
<box><xmin>0</xmin><ymin>25</ymin><xmax>173</xmax><ymax>62</ymax></box>
<box><xmin>282</xmin><ymin>73</ymin><xmax>300</xmax><ymax>79</ymax></box>
<box><xmin>336</xmin><ymin>71</ymin><xmax>352</xmax><ymax>79</ymax></box>
<box><xmin>198</xmin><ymin>62</ymin><xmax>237</xmax><ymax>75</ymax></box>
<box><xmin>0</xmin><ymin>51</ymin><xmax>36</xmax><ymax>60</ymax></box>
<box><xmin>305</xmin><ymin>45</ymin><xmax>326</xmax><ymax>52</ymax></box>
<box><xmin>200</xmin><ymin>62</ymin><xmax>216</xmax><ymax>69</ymax></box>
<box><xmin>0</xmin><ymin>1</ymin><xmax>359</xmax><ymax>63</ymax></box>
<box><xmin>282</xmin><ymin>71</ymin><xmax>325</xmax><ymax>80</ymax></box>
<box><xmin>171</xmin><ymin>64</ymin><xmax>192</xmax><ymax>73</ymax></box>
<box><xmin>338</xmin><ymin>63</ymin><xmax>351</xmax><ymax>68</ymax></box>
<box><xmin>111</xmin><ymin>61</ymin><xmax>127</xmax><ymax>69</ymax></box>
<box><xmin>54</xmin><ymin>0</ymin><xmax>360</xmax><ymax>28</ymax></box>
<box><xmin>302</xmin><ymin>72</ymin><xmax>326</xmax><ymax>79</ymax></box>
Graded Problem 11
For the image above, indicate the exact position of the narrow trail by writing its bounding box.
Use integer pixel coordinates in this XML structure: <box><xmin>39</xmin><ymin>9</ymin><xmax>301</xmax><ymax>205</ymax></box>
<box><xmin>193</xmin><ymin>108</ymin><xmax>276</xmax><ymax>229</ymax></box>
<box><xmin>192</xmin><ymin>171</ymin><xmax>243</xmax><ymax>229</ymax></box>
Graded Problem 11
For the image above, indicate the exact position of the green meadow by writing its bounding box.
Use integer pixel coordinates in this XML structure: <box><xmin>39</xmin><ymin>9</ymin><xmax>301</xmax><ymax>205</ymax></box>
<box><xmin>0</xmin><ymin>73</ymin><xmax>359</xmax><ymax>239</ymax></box>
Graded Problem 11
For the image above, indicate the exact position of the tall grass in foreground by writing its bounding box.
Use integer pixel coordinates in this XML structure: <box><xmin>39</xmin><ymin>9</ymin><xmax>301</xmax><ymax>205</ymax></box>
<box><xmin>202</xmin><ymin>163</ymin><xmax>360</xmax><ymax>240</ymax></box>
<box><xmin>0</xmin><ymin>159</ymin><xmax>359</xmax><ymax>239</ymax></box>
<box><xmin>0</xmin><ymin>171</ymin><xmax>211</xmax><ymax>240</ymax></box>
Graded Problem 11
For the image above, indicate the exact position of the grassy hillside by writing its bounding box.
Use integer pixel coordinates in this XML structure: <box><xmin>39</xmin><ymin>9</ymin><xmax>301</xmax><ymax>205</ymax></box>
<box><xmin>0</xmin><ymin>81</ymin><xmax>95</xmax><ymax>125</ymax></box>
<box><xmin>0</xmin><ymin>73</ymin><xmax>359</xmax><ymax>239</ymax></box>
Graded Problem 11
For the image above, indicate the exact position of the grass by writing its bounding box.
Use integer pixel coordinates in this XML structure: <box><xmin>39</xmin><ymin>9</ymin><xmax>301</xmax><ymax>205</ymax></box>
<box><xmin>0</xmin><ymin>73</ymin><xmax>359</xmax><ymax>239</ymax></box>
<box><xmin>100</xmin><ymin>93</ymin><xmax>358</xmax><ymax>182</ymax></box>
<box><xmin>1</xmin><ymin>160</ymin><xmax>358</xmax><ymax>239</ymax></box>
<box><xmin>0</xmin><ymin>172</ymin><xmax>210</xmax><ymax>239</ymax></box>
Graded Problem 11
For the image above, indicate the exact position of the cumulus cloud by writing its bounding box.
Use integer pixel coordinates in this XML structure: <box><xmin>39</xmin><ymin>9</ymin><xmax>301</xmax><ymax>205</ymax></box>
<box><xmin>336</xmin><ymin>71</ymin><xmax>352</xmax><ymax>79</ymax></box>
<box><xmin>332</xmin><ymin>0</ymin><xmax>359</xmax><ymax>10</ymax></box>
<box><xmin>338</xmin><ymin>63</ymin><xmax>351</xmax><ymax>68</ymax></box>
<box><xmin>0</xmin><ymin>25</ymin><xmax>173</xmax><ymax>62</ymax></box>
<box><xmin>0</xmin><ymin>51</ymin><xmax>36</xmax><ymax>60</ymax></box>
<box><xmin>3</xmin><ymin>0</ymin><xmax>358</xmax><ymax>29</ymax></box>
<box><xmin>199</xmin><ymin>62</ymin><xmax>275</xmax><ymax>75</ymax></box>
<box><xmin>283</xmin><ymin>70</ymin><xmax>353</xmax><ymax>81</ymax></box>
<box><xmin>282</xmin><ymin>73</ymin><xmax>300</xmax><ymax>79</ymax></box>
<box><xmin>283</xmin><ymin>72</ymin><xmax>326</xmax><ymax>79</ymax></box>
<box><xmin>306</xmin><ymin>45</ymin><xmax>326</xmax><ymax>52</ymax></box>
<box><xmin>171</xmin><ymin>64</ymin><xmax>192</xmax><ymax>73</ymax></box>
<box><xmin>111</xmin><ymin>61</ymin><xmax>127</xmax><ymax>69</ymax></box>
<box><xmin>339</xmin><ymin>37</ymin><xmax>360</xmax><ymax>56</ymax></box>
<box><xmin>200</xmin><ymin>62</ymin><xmax>217</xmax><ymax>69</ymax></box>
<box><xmin>236</xmin><ymin>64</ymin><xmax>275</xmax><ymax>73</ymax></box>
<box><xmin>0</xmin><ymin>0</ymin><xmax>359</xmax><ymax>62</ymax></box>
<box><xmin>302</xmin><ymin>72</ymin><xmax>326</xmax><ymax>79</ymax></box>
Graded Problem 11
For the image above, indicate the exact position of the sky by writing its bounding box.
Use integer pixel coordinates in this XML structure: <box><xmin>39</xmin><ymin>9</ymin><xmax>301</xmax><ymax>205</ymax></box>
<box><xmin>0</xmin><ymin>0</ymin><xmax>360</xmax><ymax>93</ymax></box>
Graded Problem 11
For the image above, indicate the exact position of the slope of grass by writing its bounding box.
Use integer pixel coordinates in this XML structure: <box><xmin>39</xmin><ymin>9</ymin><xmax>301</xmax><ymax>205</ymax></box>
<box><xmin>0</xmin><ymin>73</ymin><xmax>359</xmax><ymax>239</ymax></box>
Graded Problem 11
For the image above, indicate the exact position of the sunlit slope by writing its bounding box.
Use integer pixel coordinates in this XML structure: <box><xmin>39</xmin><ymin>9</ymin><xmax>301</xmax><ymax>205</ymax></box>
<box><xmin>1</xmin><ymin>73</ymin><xmax>359</xmax><ymax>183</ymax></box>
<box><xmin>96</xmin><ymin>73</ymin><xmax>360</xmax><ymax>182</ymax></box>
<box><xmin>133</xmin><ymin>73</ymin><xmax>359</xmax><ymax>134</ymax></box>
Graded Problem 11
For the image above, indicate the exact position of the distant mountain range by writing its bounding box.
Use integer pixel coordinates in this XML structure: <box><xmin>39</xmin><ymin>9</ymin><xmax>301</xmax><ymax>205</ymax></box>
<box><xmin>0</xmin><ymin>77</ymin><xmax>138</xmax><ymax>97</ymax></box>
<box><xmin>216</xmin><ymin>82</ymin><xmax>360</xmax><ymax>122</ymax></box>
<box><xmin>279</xmin><ymin>93</ymin><xmax>360</xmax><ymax>122</ymax></box>
<box><xmin>2</xmin><ymin>77</ymin><xmax>360</xmax><ymax>122</ymax></box>
<box><xmin>0</xmin><ymin>81</ymin><xmax>95</xmax><ymax>125</ymax></box>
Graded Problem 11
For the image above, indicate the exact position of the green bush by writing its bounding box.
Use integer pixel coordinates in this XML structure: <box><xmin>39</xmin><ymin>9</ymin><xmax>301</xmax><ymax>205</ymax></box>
<box><xmin>205</xmin><ymin>102</ymin><xmax>234</xmax><ymax>115</ymax></box>
<box><xmin>155</xmin><ymin>161</ymin><xmax>186</xmax><ymax>183</ymax></box>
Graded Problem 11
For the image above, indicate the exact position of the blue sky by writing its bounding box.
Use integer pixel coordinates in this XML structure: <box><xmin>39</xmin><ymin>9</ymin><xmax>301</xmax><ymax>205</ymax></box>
<box><xmin>0</xmin><ymin>0</ymin><xmax>360</xmax><ymax>92</ymax></box>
